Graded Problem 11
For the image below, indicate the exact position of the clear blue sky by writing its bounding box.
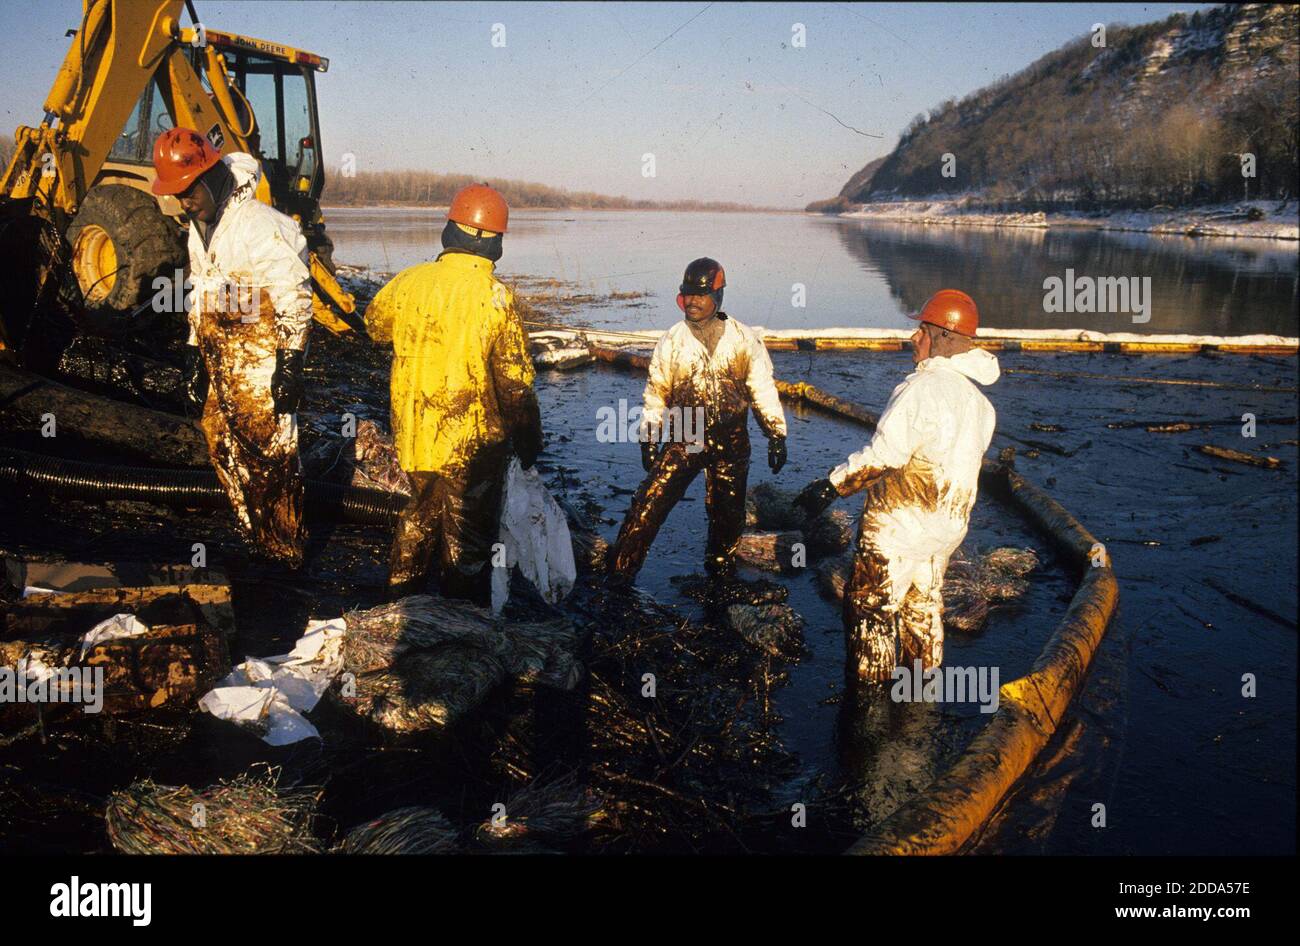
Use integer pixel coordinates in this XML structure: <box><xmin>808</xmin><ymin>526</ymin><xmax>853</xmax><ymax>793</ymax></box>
<box><xmin>1</xmin><ymin>1</ymin><xmax>1218</xmax><ymax>207</ymax></box>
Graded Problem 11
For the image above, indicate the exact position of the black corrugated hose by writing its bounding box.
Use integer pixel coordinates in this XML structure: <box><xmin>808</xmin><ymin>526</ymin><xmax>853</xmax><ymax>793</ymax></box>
<box><xmin>0</xmin><ymin>447</ymin><xmax>402</xmax><ymax>526</ymax></box>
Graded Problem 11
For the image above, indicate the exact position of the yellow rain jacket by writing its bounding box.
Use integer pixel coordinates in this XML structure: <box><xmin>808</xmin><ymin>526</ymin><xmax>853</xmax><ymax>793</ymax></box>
<box><xmin>364</xmin><ymin>252</ymin><xmax>542</xmax><ymax>474</ymax></box>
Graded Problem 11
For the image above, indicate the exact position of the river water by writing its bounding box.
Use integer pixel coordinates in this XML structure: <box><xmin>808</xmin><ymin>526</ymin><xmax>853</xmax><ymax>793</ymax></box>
<box><xmin>537</xmin><ymin>348</ymin><xmax>1297</xmax><ymax>854</ymax></box>
<box><xmin>323</xmin><ymin>207</ymin><xmax>1299</xmax><ymax>337</ymax></box>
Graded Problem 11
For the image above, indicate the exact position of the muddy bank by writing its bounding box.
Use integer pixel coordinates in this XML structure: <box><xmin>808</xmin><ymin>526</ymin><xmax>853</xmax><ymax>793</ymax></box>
<box><xmin>0</xmin><ymin>298</ymin><xmax>858</xmax><ymax>855</ymax></box>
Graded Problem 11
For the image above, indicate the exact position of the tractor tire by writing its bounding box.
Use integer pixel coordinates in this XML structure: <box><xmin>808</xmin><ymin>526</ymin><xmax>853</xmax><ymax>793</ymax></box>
<box><xmin>66</xmin><ymin>184</ymin><xmax>187</xmax><ymax>314</ymax></box>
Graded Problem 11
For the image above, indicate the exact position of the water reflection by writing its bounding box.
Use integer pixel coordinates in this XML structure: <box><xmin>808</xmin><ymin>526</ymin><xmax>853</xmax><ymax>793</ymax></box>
<box><xmin>829</xmin><ymin>218</ymin><xmax>1299</xmax><ymax>337</ymax></box>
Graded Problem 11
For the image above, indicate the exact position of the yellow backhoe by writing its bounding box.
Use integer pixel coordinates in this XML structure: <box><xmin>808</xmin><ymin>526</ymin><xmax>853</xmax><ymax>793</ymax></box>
<box><xmin>0</xmin><ymin>0</ymin><xmax>356</xmax><ymax>360</ymax></box>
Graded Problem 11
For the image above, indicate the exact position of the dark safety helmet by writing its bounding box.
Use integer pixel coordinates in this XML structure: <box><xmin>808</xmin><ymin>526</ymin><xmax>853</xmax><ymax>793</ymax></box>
<box><xmin>677</xmin><ymin>257</ymin><xmax>726</xmax><ymax>312</ymax></box>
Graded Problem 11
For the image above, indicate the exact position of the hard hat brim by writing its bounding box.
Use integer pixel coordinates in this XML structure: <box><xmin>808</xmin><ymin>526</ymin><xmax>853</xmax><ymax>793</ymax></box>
<box><xmin>151</xmin><ymin>175</ymin><xmax>191</xmax><ymax>196</ymax></box>
<box><xmin>151</xmin><ymin>157</ymin><xmax>218</xmax><ymax>196</ymax></box>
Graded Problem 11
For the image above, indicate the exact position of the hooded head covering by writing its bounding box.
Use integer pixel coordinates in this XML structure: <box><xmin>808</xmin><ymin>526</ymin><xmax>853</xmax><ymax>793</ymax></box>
<box><xmin>438</xmin><ymin>219</ymin><xmax>503</xmax><ymax>263</ymax></box>
<box><xmin>194</xmin><ymin>158</ymin><xmax>237</xmax><ymax>247</ymax></box>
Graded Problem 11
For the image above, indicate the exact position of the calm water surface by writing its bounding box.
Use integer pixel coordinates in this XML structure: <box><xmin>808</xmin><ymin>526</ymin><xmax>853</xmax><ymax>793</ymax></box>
<box><xmin>324</xmin><ymin>207</ymin><xmax>1299</xmax><ymax>337</ymax></box>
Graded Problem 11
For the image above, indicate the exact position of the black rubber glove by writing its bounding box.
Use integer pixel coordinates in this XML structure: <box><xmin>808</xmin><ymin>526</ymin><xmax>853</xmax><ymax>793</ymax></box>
<box><xmin>516</xmin><ymin>434</ymin><xmax>540</xmax><ymax>471</ymax></box>
<box><xmin>182</xmin><ymin>345</ymin><xmax>209</xmax><ymax>417</ymax></box>
<box><xmin>768</xmin><ymin>435</ymin><xmax>787</xmax><ymax>474</ymax></box>
<box><xmin>511</xmin><ymin>397</ymin><xmax>544</xmax><ymax>471</ymax></box>
<box><xmin>641</xmin><ymin>438</ymin><xmax>660</xmax><ymax>472</ymax></box>
<box><xmin>271</xmin><ymin>348</ymin><xmax>306</xmax><ymax>415</ymax></box>
<box><xmin>795</xmin><ymin>477</ymin><xmax>839</xmax><ymax>520</ymax></box>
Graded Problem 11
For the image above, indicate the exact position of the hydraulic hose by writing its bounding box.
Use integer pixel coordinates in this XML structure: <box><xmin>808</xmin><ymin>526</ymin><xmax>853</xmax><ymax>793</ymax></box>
<box><xmin>307</xmin><ymin>478</ymin><xmax>404</xmax><ymax>526</ymax></box>
<box><xmin>0</xmin><ymin>447</ymin><xmax>402</xmax><ymax>526</ymax></box>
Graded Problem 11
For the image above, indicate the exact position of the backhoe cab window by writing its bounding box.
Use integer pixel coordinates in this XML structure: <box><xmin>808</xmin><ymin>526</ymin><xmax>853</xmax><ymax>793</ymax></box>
<box><xmin>224</xmin><ymin>51</ymin><xmax>321</xmax><ymax>199</ymax></box>
<box><xmin>240</xmin><ymin>68</ymin><xmax>279</xmax><ymax>160</ymax></box>
<box><xmin>110</xmin><ymin>79</ymin><xmax>170</xmax><ymax>163</ymax></box>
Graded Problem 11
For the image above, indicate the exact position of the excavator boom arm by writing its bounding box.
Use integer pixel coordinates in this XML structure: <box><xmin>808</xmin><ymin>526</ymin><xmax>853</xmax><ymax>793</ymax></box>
<box><xmin>18</xmin><ymin>0</ymin><xmax>182</xmax><ymax>217</ymax></box>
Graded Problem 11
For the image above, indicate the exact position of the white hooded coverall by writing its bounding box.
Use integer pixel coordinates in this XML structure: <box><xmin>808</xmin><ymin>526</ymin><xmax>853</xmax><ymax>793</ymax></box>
<box><xmin>830</xmin><ymin>348</ymin><xmax>999</xmax><ymax>683</ymax></box>
<box><xmin>609</xmin><ymin>315</ymin><xmax>787</xmax><ymax>579</ymax></box>
<box><xmin>186</xmin><ymin>153</ymin><xmax>313</xmax><ymax>564</ymax></box>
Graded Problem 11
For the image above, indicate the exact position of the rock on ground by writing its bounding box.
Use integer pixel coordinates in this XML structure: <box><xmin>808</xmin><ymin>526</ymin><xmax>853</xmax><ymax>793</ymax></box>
<box><xmin>725</xmin><ymin>603</ymin><xmax>806</xmax><ymax>659</ymax></box>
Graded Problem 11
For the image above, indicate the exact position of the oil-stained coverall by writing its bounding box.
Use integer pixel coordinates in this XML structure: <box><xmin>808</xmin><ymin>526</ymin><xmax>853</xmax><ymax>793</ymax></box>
<box><xmin>364</xmin><ymin>252</ymin><xmax>542</xmax><ymax>605</ymax></box>
<box><xmin>608</xmin><ymin>315</ymin><xmax>787</xmax><ymax>580</ymax></box>
<box><xmin>186</xmin><ymin>153</ymin><xmax>312</xmax><ymax>565</ymax></box>
<box><xmin>831</xmin><ymin>348</ymin><xmax>999</xmax><ymax>683</ymax></box>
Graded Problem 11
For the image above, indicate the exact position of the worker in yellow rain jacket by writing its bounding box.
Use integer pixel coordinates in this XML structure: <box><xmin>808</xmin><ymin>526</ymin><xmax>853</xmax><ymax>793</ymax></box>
<box><xmin>364</xmin><ymin>184</ymin><xmax>543</xmax><ymax>605</ymax></box>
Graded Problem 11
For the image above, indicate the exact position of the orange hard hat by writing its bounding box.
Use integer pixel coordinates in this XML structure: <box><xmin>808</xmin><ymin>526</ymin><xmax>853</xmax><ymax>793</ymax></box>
<box><xmin>151</xmin><ymin>128</ymin><xmax>222</xmax><ymax>196</ymax></box>
<box><xmin>448</xmin><ymin>183</ymin><xmax>509</xmax><ymax>234</ymax></box>
<box><xmin>910</xmin><ymin>288</ymin><xmax>979</xmax><ymax>337</ymax></box>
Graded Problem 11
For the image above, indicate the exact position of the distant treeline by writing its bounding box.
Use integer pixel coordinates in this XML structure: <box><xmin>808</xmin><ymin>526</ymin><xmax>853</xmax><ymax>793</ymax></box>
<box><xmin>817</xmin><ymin>5</ymin><xmax>1299</xmax><ymax>212</ymax></box>
<box><xmin>322</xmin><ymin>169</ymin><xmax>769</xmax><ymax>212</ymax></box>
<box><xmin>0</xmin><ymin>134</ymin><xmax>769</xmax><ymax>212</ymax></box>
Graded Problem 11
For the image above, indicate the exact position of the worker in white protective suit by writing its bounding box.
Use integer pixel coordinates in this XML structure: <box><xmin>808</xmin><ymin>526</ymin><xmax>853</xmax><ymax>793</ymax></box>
<box><xmin>796</xmin><ymin>289</ymin><xmax>998</xmax><ymax>687</ymax></box>
<box><xmin>151</xmin><ymin>128</ymin><xmax>313</xmax><ymax>566</ymax></box>
<box><xmin>608</xmin><ymin>258</ymin><xmax>788</xmax><ymax>595</ymax></box>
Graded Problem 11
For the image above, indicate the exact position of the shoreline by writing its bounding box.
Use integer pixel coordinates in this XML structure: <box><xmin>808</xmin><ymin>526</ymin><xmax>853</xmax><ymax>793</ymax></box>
<box><xmin>827</xmin><ymin>199</ymin><xmax>1300</xmax><ymax>241</ymax></box>
<box><xmin>322</xmin><ymin>202</ymin><xmax>796</xmax><ymax>214</ymax></box>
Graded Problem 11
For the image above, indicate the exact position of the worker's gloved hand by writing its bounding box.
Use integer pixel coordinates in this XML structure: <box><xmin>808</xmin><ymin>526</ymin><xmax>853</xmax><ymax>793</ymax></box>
<box><xmin>516</xmin><ymin>437</ymin><xmax>540</xmax><ymax>471</ymax></box>
<box><xmin>182</xmin><ymin>345</ymin><xmax>209</xmax><ymax>417</ymax></box>
<box><xmin>794</xmin><ymin>477</ymin><xmax>839</xmax><ymax>520</ymax></box>
<box><xmin>271</xmin><ymin>348</ymin><xmax>306</xmax><ymax>415</ymax></box>
<box><xmin>640</xmin><ymin>438</ymin><xmax>660</xmax><ymax>472</ymax></box>
<box><xmin>767</xmin><ymin>435</ymin><xmax>787</xmax><ymax>474</ymax></box>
